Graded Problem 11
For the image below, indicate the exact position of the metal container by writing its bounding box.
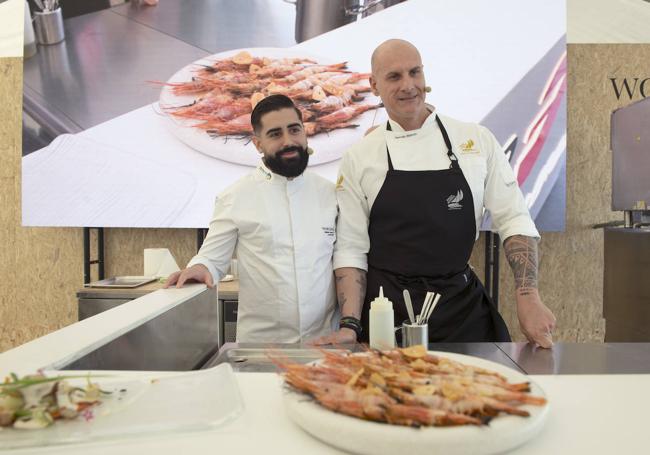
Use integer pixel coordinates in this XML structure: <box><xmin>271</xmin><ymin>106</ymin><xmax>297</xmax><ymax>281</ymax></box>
<box><xmin>285</xmin><ymin>0</ymin><xmax>359</xmax><ymax>43</ymax></box>
<box><xmin>360</xmin><ymin>0</ymin><xmax>407</xmax><ymax>17</ymax></box>
<box><xmin>24</xmin><ymin>1</ymin><xmax>38</xmax><ymax>58</ymax></box>
<box><xmin>34</xmin><ymin>7</ymin><xmax>65</xmax><ymax>45</ymax></box>
<box><xmin>400</xmin><ymin>321</ymin><xmax>428</xmax><ymax>348</ymax></box>
<box><xmin>285</xmin><ymin>0</ymin><xmax>408</xmax><ymax>43</ymax></box>
<box><xmin>610</xmin><ymin>97</ymin><xmax>650</xmax><ymax>212</ymax></box>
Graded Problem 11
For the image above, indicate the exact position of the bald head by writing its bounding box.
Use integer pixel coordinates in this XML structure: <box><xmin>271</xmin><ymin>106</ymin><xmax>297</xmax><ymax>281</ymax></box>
<box><xmin>369</xmin><ymin>39</ymin><xmax>429</xmax><ymax>131</ymax></box>
<box><xmin>371</xmin><ymin>39</ymin><xmax>422</xmax><ymax>75</ymax></box>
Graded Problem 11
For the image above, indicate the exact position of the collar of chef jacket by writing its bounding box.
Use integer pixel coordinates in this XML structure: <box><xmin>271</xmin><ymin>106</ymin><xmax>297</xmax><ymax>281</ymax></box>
<box><xmin>255</xmin><ymin>160</ymin><xmax>306</xmax><ymax>192</ymax></box>
<box><xmin>385</xmin><ymin>107</ymin><xmax>441</xmax><ymax>154</ymax></box>
<box><xmin>386</xmin><ymin>104</ymin><xmax>437</xmax><ymax>132</ymax></box>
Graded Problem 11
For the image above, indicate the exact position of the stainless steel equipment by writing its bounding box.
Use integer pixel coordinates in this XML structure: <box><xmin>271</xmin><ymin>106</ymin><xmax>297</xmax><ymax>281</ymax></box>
<box><xmin>611</xmin><ymin>97</ymin><xmax>650</xmax><ymax>216</ymax></box>
<box><xmin>603</xmin><ymin>98</ymin><xmax>650</xmax><ymax>341</ymax></box>
<box><xmin>359</xmin><ymin>0</ymin><xmax>406</xmax><ymax>17</ymax></box>
<box><xmin>33</xmin><ymin>7</ymin><xmax>65</xmax><ymax>45</ymax></box>
<box><xmin>400</xmin><ymin>321</ymin><xmax>428</xmax><ymax>348</ymax></box>
<box><xmin>84</xmin><ymin>276</ymin><xmax>157</xmax><ymax>288</ymax></box>
<box><xmin>65</xmin><ymin>288</ymin><xmax>222</xmax><ymax>371</ymax></box>
<box><xmin>285</xmin><ymin>0</ymin><xmax>407</xmax><ymax>43</ymax></box>
<box><xmin>223</xmin><ymin>299</ymin><xmax>238</xmax><ymax>343</ymax></box>
<box><xmin>77</xmin><ymin>283</ymin><xmax>239</xmax><ymax>345</ymax></box>
<box><xmin>203</xmin><ymin>344</ymin><xmax>360</xmax><ymax>372</ymax></box>
<box><xmin>603</xmin><ymin>227</ymin><xmax>650</xmax><ymax>341</ymax></box>
<box><xmin>286</xmin><ymin>0</ymin><xmax>359</xmax><ymax>43</ymax></box>
<box><xmin>206</xmin><ymin>342</ymin><xmax>525</xmax><ymax>373</ymax></box>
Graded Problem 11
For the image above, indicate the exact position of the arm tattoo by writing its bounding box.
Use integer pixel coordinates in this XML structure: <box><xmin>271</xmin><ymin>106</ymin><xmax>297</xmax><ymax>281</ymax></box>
<box><xmin>503</xmin><ymin>235</ymin><xmax>538</xmax><ymax>295</ymax></box>
<box><xmin>355</xmin><ymin>273</ymin><xmax>367</xmax><ymax>297</ymax></box>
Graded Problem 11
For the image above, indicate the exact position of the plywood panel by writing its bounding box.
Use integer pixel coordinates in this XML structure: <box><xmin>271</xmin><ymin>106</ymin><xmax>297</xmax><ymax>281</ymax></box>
<box><xmin>0</xmin><ymin>58</ymin><xmax>22</xmax><ymax>353</ymax></box>
<box><xmin>0</xmin><ymin>59</ymin><xmax>20</xmax><ymax>178</ymax></box>
<box><xmin>103</xmin><ymin>228</ymin><xmax>197</xmax><ymax>278</ymax></box>
<box><xmin>0</xmin><ymin>57</ymin><xmax>82</xmax><ymax>352</ymax></box>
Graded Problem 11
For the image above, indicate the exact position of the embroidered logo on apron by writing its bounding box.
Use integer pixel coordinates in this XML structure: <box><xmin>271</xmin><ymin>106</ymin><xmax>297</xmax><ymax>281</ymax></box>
<box><xmin>446</xmin><ymin>190</ymin><xmax>464</xmax><ymax>210</ymax></box>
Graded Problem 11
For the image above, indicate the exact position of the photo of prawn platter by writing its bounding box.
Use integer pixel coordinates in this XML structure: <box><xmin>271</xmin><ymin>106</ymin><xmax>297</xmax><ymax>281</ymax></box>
<box><xmin>155</xmin><ymin>47</ymin><xmax>382</xmax><ymax>167</ymax></box>
<box><xmin>277</xmin><ymin>346</ymin><xmax>549</xmax><ymax>455</ymax></box>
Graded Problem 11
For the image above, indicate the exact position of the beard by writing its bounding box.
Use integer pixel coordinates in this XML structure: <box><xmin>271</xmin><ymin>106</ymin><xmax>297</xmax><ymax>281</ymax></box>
<box><xmin>263</xmin><ymin>145</ymin><xmax>310</xmax><ymax>178</ymax></box>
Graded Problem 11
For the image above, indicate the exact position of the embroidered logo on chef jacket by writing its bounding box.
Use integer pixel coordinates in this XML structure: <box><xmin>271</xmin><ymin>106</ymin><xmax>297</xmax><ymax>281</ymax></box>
<box><xmin>336</xmin><ymin>175</ymin><xmax>344</xmax><ymax>191</ymax></box>
<box><xmin>322</xmin><ymin>227</ymin><xmax>335</xmax><ymax>237</ymax></box>
<box><xmin>446</xmin><ymin>190</ymin><xmax>464</xmax><ymax>210</ymax></box>
<box><xmin>460</xmin><ymin>139</ymin><xmax>477</xmax><ymax>153</ymax></box>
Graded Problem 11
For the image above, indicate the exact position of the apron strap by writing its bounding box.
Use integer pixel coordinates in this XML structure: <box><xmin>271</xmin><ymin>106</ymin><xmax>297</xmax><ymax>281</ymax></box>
<box><xmin>434</xmin><ymin>116</ymin><xmax>461</xmax><ymax>170</ymax></box>
<box><xmin>385</xmin><ymin>116</ymin><xmax>460</xmax><ymax>170</ymax></box>
<box><xmin>385</xmin><ymin>120</ymin><xmax>395</xmax><ymax>171</ymax></box>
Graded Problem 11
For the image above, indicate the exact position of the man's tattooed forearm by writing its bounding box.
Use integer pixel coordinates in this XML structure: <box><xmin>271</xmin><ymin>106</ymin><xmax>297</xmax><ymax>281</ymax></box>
<box><xmin>356</xmin><ymin>273</ymin><xmax>367</xmax><ymax>295</ymax></box>
<box><xmin>504</xmin><ymin>235</ymin><xmax>538</xmax><ymax>294</ymax></box>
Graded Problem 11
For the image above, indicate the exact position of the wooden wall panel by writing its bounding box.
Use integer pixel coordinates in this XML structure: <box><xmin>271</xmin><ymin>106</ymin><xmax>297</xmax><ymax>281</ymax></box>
<box><xmin>3</xmin><ymin>44</ymin><xmax>647</xmax><ymax>351</ymax></box>
<box><xmin>103</xmin><ymin>228</ymin><xmax>197</xmax><ymax>278</ymax></box>
<box><xmin>0</xmin><ymin>58</ymin><xmax>82</xmax><ymax>352</ymax></box>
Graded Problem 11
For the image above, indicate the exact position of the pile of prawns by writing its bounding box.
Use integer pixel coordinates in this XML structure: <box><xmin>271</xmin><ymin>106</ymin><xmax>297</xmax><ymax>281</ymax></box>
<box><xmin>155</xmin><ymin>51</ymin><xmax>379</xmax><ymax>138</ymax></box>
<box><xmin>275</xmin><ymin>345</ymin><xmax>546</xmax><ymax>427</ymax></box>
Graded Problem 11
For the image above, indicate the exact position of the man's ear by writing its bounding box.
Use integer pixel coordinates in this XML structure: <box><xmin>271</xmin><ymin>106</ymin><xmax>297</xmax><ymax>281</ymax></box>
<box><xmin>369</xmin><ymin>75</ymin><xmax>379</xmax><ymax>96</ymax></box>
<box><xmin>251</xmin><ymin>135</ymin><xmax>263</xmax><ymax>154</ymax></box>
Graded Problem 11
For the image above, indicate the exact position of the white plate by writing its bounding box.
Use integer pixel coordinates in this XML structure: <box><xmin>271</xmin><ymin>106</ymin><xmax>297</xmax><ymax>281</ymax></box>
<box><xmin>1</xmin><ymin>364</ymin><xmax>244</xmax><ymax>449</ymax></box>
<box><xmin>283</xmin><ymin>351</ymin><xmax>549</xmax><ymax>455</ymax></box>
<box><xmin>158</xmin><ymin>47</ymin><xmax>382</xmax><ymax>167</ymax></box>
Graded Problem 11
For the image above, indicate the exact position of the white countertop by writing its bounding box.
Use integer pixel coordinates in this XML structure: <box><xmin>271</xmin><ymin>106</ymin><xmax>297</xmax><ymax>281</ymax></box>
<box><xmin>3</xmin><ymin>373</ymin><xmax>649</xmax><ymax>454</ymax></box>
<box><xmin>2</xmin><ymin>288</ymin><xmax>649</xmax><ymax>454</ymax></box>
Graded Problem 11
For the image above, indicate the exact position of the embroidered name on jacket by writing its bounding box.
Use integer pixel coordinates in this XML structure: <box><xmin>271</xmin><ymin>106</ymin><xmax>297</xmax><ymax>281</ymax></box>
<box><xmin>446</xmin><ymin>190</ymin><xmax>464</xmax><ymax>210</ymax></box>
<box><xmin>322</xmin><ymin>227</ymin><xmax>335</xmax><ymax>237</ymax></box>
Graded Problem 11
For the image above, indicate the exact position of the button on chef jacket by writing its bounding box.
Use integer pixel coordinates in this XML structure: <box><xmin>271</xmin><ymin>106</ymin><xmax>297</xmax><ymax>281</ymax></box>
<box><xmin>333</xmin><ymin>110</ymin><xmax>540</xmax><ymax>272</ymax></box>
<box><xmin>188</xmin><ymin>162</ymin><xmax>338</xmax><ymax>343</ymax></box>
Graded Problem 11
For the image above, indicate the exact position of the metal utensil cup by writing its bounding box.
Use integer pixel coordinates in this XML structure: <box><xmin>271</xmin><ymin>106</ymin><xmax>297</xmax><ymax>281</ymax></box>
<box><xmin>34</xmin><ymin>7</ymin><xmax>65</xmax><ymax>45</ymax></box>
<box><xmin>400</xmin><ymin>320</ymin><xmax>428</xmax><ymax>348</ymax></box>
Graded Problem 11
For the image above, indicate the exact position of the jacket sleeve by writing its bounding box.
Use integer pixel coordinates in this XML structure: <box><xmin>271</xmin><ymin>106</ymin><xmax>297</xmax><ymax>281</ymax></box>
<box><xmin>333</xmin><ymin>151</ymin><xmax>371</xmax><ymax>271</ymax></box>
<box><xmin>187</xmin><ymin>192</ymin><xmax>238</xmax><ymax>282</ymax></box>
<box><xmin>481</xmin><ymin>126</ymin><xmax>540</xmax><ymax>242</ymax></box>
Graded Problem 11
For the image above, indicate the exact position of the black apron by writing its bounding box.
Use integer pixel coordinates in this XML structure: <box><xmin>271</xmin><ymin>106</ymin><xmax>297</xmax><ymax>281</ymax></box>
<box><xmin>361</xmin><ymin>116</ymin><xmax>510</xmax><ymax>343</ymax></box>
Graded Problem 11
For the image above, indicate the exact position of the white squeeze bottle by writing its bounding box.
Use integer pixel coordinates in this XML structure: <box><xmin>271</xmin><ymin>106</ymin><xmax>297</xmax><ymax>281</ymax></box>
<box><xmin>369</xmin><ymin>286</ymin><xmax>395</xmax><ymax>350</ymax></box>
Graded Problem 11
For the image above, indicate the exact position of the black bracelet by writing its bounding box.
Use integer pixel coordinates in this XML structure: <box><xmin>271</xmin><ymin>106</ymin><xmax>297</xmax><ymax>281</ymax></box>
<box><xmin>339</xmin><ymin>316</ymin><xmax>362</xmax><ymax>338</ymax></box>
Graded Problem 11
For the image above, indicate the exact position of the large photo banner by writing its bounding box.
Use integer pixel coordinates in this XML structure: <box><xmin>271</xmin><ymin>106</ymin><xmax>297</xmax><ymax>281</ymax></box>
<box><xmin>22</xmin><ymin>0</ymin><xmax>566</xmax><ymax>230</ymax></box>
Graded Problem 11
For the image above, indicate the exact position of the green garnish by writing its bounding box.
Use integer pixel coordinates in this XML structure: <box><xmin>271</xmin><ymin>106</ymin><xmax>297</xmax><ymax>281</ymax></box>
<box><xmin>0</xmin><ymin>374</ymin><xmax>108</xmax><ymax>395</ymax></box>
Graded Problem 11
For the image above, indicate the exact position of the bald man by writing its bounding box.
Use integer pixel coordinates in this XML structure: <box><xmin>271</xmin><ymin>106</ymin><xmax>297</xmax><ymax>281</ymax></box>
<box><xmin>315</xmin><ymin>39</ymin><xmax>556</xmax><ymax>348</ymax></box>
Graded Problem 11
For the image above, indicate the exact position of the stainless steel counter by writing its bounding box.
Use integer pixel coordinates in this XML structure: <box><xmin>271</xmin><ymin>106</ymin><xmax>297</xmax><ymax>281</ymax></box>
<box><xmin>210</xmin><ymin>342</ymin><xmax>650</xmax><ymax>375</ymax></box>
<box><xmin>111</xmin><ymin>0</ymin><xmax>295</xmax><ymax>53</ymax></box>
<box><xmin>497</xmin><ymin>342</ymin><xmax>650</xmax><ymax>374</ymax></box>
<box><xmin>23</xmin><ymin>0</ymin><xmax>296</xmax><ymax>152</ymax></box>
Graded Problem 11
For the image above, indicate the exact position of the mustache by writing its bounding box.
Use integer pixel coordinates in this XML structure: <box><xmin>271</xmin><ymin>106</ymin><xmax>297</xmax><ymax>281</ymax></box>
<box><xmin>277</xmin><ymin>146</ymin><xmax>304</xmax><ymax>157</ymax></box>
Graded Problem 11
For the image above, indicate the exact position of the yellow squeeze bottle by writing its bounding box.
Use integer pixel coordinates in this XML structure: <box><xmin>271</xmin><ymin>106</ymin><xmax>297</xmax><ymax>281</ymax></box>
<box><xmin>369</xmin><ymin>286</ymin><xmax>395</xmax><ymax>350</ymax></box>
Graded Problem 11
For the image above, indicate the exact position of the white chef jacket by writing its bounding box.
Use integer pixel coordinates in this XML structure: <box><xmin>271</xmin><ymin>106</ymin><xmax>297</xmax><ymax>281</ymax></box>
<box><xmin>188</xmin><ymin>162</ymin><xmax>338</xmax><ymax>343</ymax></box>
<box><xmin>333</xmin><ymin>110</ymin><xmax>540</xmax><ymax>271</ymax></box>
